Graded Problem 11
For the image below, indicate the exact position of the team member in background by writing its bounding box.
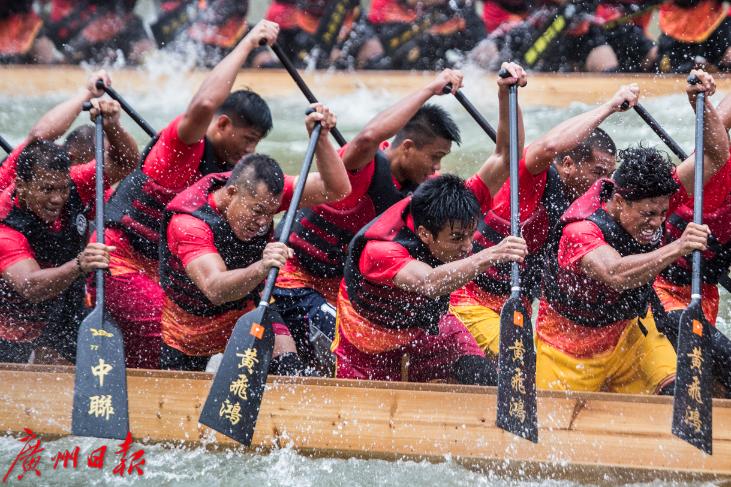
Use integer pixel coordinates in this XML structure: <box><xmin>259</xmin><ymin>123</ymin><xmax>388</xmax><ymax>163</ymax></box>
<box><xmin>449</xmin><ymin>84</ymin><xmax>637</xmax><ymax>358</ymax></box>
<box><xmin>0</xmin><ymin>0</ymin><xmax>58</xmax><ymax>64</ymax></box>
<box><xmin>367</xmin><ymin>0</ymin><xmax>486</xmax><ymax>69</ymax></box>
<box><xmin>0</xmin><ymin>99</ymin><xmax>138</xmax><ymax>364</ymax></box>
<box><xmin>63</xmin><ymin>125</ymin><xmax>96</xmax><ymax>166</ymax></box>
<box><xmin>158</xmin><ymin>106</ymin><xmax>350</xmax><ymax>372</ymax></box>
<box><xmin>597</xmin><ymin>1</ymin><xmax>658</xmax><ymax>72</ymax></box>
<box><xmin>536</xmin><ymin>71</ymin><xmax>729</xmax><ymax>394</ymax></box>
<box><xmin>333</xmin><ymin>175</ymin><xmax>528</xmax><ymax>383</ymax></box>
<box><xmin>657</xmin><ymin>0</ymin><xmax>731</xmax><ymax>73</ymax></box>
<box><xmin>100</xmin><ymin>20</ymin><xmax>279</xmax><ymax>369</ymax></box>
<box><xmin>653</xmin><ymin>90</ymin><xmax>731</xmax><ymax>395</ymax></box>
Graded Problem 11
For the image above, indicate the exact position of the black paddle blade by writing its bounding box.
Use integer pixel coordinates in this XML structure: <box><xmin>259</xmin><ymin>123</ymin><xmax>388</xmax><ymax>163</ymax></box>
<box><xmin>672</xmin><ymin>301</ymin><xmax>713</xmax><ymax>454</ymax></box>
<box><xmin>199</xmin><ymin>304</ymin><xmax>277</xmax><ymax>445</ymax></box>
<box><xmin>71</xmin><ymin>308</ymin><xmax>129</xmax><ymax>440</ymax></box>
<box><xmin>496</xmin><ymin>296</ymin><xmax>538</xmax><ymax>442</ymax></box>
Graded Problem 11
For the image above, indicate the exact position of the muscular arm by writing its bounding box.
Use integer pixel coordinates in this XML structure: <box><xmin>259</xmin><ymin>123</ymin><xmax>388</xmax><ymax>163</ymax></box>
<box><xmin>716</xmin><ymin>90</ymin><xmax>731</xmax><ymax>131</ymax></box>
<box><xmin>342</xmin><ymin>69</ymin><xmax>462</xmax><ymax>171</ymax></box>
<box><xmin>184</xmin><ymin>252</ymin><xmax>268</xmax><ymax>306</ymax></box>
<box><xmin>177</xmin><ymin>21</ymin><xmax>279</xmax><ymax>144</ymax></box>
<box><xmin>2</xmin><ymin>258</ymin><xmax>82</xmax><ymax>303</ymax></box>
<box><xmin>297</xmin><ymin>136</ymin><xmax>351</xmax><ymax>207</ymax></box>
<box><xmin>524</xmin><ymin>84</ymin><xmax>638</xmax><ymax>175</ymax></box>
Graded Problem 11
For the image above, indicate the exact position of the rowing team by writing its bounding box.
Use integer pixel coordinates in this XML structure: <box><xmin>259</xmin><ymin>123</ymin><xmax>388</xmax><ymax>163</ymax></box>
<box><xmin>1</xmin><ymin>20</ymin><xmax>730</xmax><ymax>397</ymax></box>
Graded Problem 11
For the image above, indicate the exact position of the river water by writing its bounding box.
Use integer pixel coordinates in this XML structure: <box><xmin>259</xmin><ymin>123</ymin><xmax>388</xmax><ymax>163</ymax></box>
<box><xmin>0</xmin><ymin>66</ymin><xmax>729</xmax><ymax>485</ymax></box>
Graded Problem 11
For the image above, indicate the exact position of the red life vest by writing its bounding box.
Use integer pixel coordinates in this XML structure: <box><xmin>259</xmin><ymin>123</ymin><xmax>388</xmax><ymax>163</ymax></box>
<box><xmin>542</xmin><ymin>180</ymin><xmax>658</xmax><ymax>327</ymax></box>
<box><xmin>105</xmin><ymin>134</ymin><xmax>228</xmax><ymax>259</ymax></box>
<box><xmin>473</xmin><ymin>166</ymin><xmax>571</xmax><ymax>297</ymax></box>
<box><xmin>159</xmin><ymin>173</ymin><xmax>270</xmax><ymax>317</ymax></box>
<box><xmin>0</xmin><ymin>186</ymin><xmax>86</xmax><ymax>337</ymax></box>
<box><xmin>343</xmin><ymin>197</ymin><xmax>448</xmax><ymax>334</ymax></box>
<box><xmin>284</xmin><ymin>150</ymin><xmax>411</xmax><ymax>278</ymax></box>
<box><xmin>662</xmin><ymin>197</ymin><xmax>731</xmax><ymax>285</ymax></box>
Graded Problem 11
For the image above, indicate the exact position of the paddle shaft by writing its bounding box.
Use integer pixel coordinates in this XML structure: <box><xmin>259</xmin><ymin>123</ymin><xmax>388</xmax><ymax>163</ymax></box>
<box><xmin>634</xmin><ymin>104</ymin><xmax>688</xmax><ymax>160</ymax></box>
<box><xmin>508</xmin><ymin>83</ymin><xmax>521</xmax><ymax>295</ymax></box>
<box><xmin>267</xmin><ymin>42</ymin><xmax>347</xmax><ymax>147</ymax></box>
<box><xmin>0</xmin><ymin>134</ymin><xmax>12</xmax><ymax>154</ymax></box>
<box><xmin>259</xmin><ymin>123</ymin><xmax>323</xmax><ymax>304</ymax></box>
<box><xmin>691</xmin><ymin>90</ymin><xmax>705</xmax><ymax>301</ymax></box>
<box><xmin>442</xmin><ymin>84</ymin><xmax>497</xmax><ymax>143</ymax></box>
<box><xmin>95</xmin><ymin>79</ymin><xmax>157</xmax><ymax>137</ymax></box>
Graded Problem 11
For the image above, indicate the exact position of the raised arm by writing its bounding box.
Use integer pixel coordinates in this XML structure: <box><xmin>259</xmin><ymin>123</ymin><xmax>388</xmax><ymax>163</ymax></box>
<box><xmin>716</xmin><ymin>89</ymin><xmax>731</xmax><ymax>131</ymax></box>
<box><xmin>298</xmin><ymin>105</ymin><xmax>352</xmax><ymax>207</ymax></box>
<box><xmin>393</xmin><ymin>236</ymin><xmax>527</xmax><ymax>298</ymax></box>
<box><xmin>26</xmin><ymin>70</ymin><xmax>110</xmax><ymax>143</ymax></box>
<box><xmin>475</xmin><ymin>62</ymin><xmax>527</xmax><ymax>196</ymax></box>
<box><xmin>177</xmin><ymin>20</ymin><xmax>279</xmax><ymax>145</ymax></box>
<box><xmin>342</xmin><ymin>69</ymin><xmax>463</xmax><ymax>171</ymax></box>
<box><xmin>524</xmin><ymin>84</ymin><xmax>639</xmax><ymax>176</ymax></box>
<box><xmin>184</xmin><ymin>242</ymin><xmax>291</xmax><ymax>306</ymax></box>
<box><xmin>88</xmin><ymin>99</ymin><xmax>138</xmax><ymax>185</ymax></box>
<box><xmin>579</xmin><ymin>223</ymin><xmax>709</xmax><ymax>292</ymax></box>
<box><xmin>676</xmin><ymin>70</ymin><xmax>730</xmax><ymax>191</ymax></box>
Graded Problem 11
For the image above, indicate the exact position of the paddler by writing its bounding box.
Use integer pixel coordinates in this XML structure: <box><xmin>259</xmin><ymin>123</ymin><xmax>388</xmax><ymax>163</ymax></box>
<box><xmin>272</xmin><ymin>65</ymin><xmax>525</xmax><ymax>371</ymax></box>
<box><xmin>99</xmin><ymin>20</ymin><xmax>281</xmax><ymax>369</ymax></box>
<box><xmin>653</xmin><ymin>90</ymin><xmax>731</xmax><ymax>396</ymax></box>
<box><xmin>158</xmin><ymin>105</ymin><xmax>350</xmax><ymax>372</ymax></box>
<box><xmin>536</xmin><ymin>71</ymin><xmax>729</xmax><ymax>394</ymax></box>
<box><xmin>333</xmin><ymin>174</ymin><xmax>528</xmax><ymax>383</ymax></box>
<box><xmin>0</xmin><ymin>99</ymin><xmax>138</xmax><ymax>364</ymax></box>
<box><xmin>448</xmin><ymin>84</ymin><xmax>637</xmax><ymax>360</ymax></box>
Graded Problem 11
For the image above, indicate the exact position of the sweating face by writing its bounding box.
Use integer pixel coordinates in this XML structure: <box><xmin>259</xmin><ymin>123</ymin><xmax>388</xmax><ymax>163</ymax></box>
<box><xmin>404</xmin><ymin>137</ymin><xmax>452</xmax><ymax>184</ymax></box>
<box><xmin>564</xmin><ymin>149</ymin><xmax>616</xmax><ymax>198</ymax></box>
<box><xmin>617</xmin><ymin>194</ymin><xmax>669</xmax><ymax>245</ymax></box>
<box><xmin>211</xmin><ymin>116</ymin><xmax>264</xmax><ymax>166</ymax></box>
<box><xmin>225</xmin><ymin>181</ymin><xmax>282</xmax><ymax>241</ymax></box>
<box><xmin>16</xmin><ymin>168</ymin><xmax>71</xmax><ymax>225</ymax></box>
<box><xmin>419</xmin><ymin>220</ymin><xmax>476</xmax><ymax>263</ymax></box>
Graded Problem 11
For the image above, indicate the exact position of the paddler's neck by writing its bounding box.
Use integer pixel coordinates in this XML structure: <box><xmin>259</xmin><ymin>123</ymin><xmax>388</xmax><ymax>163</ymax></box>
<box><xmin>385</xmin><ymin>146</ymin><xmax>410</xmax><ymax>187</ymax></box>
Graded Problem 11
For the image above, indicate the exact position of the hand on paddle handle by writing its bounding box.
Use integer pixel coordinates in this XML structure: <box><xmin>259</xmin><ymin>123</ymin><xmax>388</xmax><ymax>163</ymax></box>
<box><xmin>77</xmin><ymin>243</ymin><xmax>115</xmax><ymax>274</ymax></box>
<box><xmin>429</xmin><ymin>69</ymin><xmax>463</xmax><ymax>96</ymax></box>
<box><xmin>305</xmin><ymin>103</ymin><xmax>337</xmax><ymax>138</ymax></box>
<box><xmin>245</xmin><ymin>20</ymin><xmax>279</xmax><ymax>49</ymax></box>
<box><xmin>609</xmin><ymin>83</ymin><xmax>639</xmax><ymax>112</ymax></box>
<box><xmin>476</xmin><ymin>236</ymin><xmax>528</xmax><ymax>270</ymax></box>
<box><xmin>674</xmin><ymin>222</ymin><xmax>710</xmax><ymax>257</ymax></box>
<box><xmin>88</xmin><ymin>99</ymin><xmax>122</xmax><ymax>131</ymax></box>
<box><xmin>497</xmin><ymin>62</ymin><xmax>527</xmax><ymax>88</ymax></box>
<box><xmin>687</xmin><ymin>69</ymin><xmax>716</xmax><ymax>108</ymax></box>
<box><xmin>259</xmin><ymin>242</ymin><xmax>293</xmax><ymax>275</ymax></box>
<box><xmin>87</xmin><ymin>69</ymin><xmax>111</xmax><ymax>98</ymax></box>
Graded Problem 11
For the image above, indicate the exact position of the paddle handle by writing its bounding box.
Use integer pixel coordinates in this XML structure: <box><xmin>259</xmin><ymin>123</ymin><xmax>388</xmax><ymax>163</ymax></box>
<box><xmin>442</xmin><ymin>83</ymin><xmax>497</xmax><ymax>143</ymax></box>
<box><xmin>264</xmin><ymin>41</ymin><xmax>347</xmax><ymax>147</ymax></box>
<box><xmin>690</xmin><ymin>75</ymin><xmax>705</xmax><ymax>300</ymax></box>
<box><xmin>508</xmin><ymin>82</ymin><xmax>521</xmax><ymax>293</ymax></box>
<box><xmin>95</xmin><ymin>79</ymin><xmax>157</xmax><ymax>138</ymax></box>
<box><xmin>82</xmin><ymin>102</ymin><xmax>106</xmax><ymax>307</ymax></box>
<box><xmin>0</xmin><ymin>134</ymin><xmax>12</xmax><ymax>154</ymax></box>
<box><xmin>634</xmin><ymin>103</ymin><xmax>688</xmax><ymax>160</ymax></box>
<box><xmin>260</xmin><ymin>123</ymin><xmax>324</xmax><ymax>304</ymax></box>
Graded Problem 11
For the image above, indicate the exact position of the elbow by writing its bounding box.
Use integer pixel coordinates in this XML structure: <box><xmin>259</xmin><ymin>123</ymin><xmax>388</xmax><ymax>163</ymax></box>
<box><xmin>200</xmin><ymin>284</ymin><xmax>226</xmax><ymax>306</ymax></box>
<box><xmin>190</xmin><ymin>97</ymin><xmax>218</xmax><ymax>118</ymax></box>
<box><xmin>324</xmin><ymin>180</ymin><xmax>352</xmax><ymax>203</ymax></box>
<box><xmin>352</xmin><ymin>127</ymin><xmax>380</xmax><ymax>150</ymax></box>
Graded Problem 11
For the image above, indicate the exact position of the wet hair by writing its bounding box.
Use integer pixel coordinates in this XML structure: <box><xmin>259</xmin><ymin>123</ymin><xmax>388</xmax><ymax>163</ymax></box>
<box><xmin>410</xmin><ymin>174</ymin><xmax>479</xmax><ymax>236</ymax></box>
<box><xmin>393</xmin><ymin>104</ymin><xmax>461</xmax><ymax>149</ymax></box>
<box><xmin>16</xmin><ymin>140</ymin><xmax>70</xmax><ymax>182</ymax></box>
<box><xmin>63</xmin><ymin>124</ymin><xmax>95</xmax><ymax>164</ymax></box>
<box><xmin>216</xmin><ymin>90</ymin><xmax>273</xmax><ymax>137</ymax></box>
<box><xmin>227</xmin><ymin>153</ymin><xmax>285</xmax><ymax>196</ymax></box>
<box><xmin>556</xmin><ymin>127</ymin><xmax>616</xmax><ymax>165</ymax></box>
<box><xmin>613</xmin><ymin>144</ymin><xmax>679</xmax><ymax>201</ymax></box>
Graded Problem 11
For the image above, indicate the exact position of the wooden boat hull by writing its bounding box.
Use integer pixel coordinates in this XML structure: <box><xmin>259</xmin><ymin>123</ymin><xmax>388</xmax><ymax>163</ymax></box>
<box><xmin>0</xmin><ymin>66</ymin><xmax>729</xmax><ymax>107</ymax></box>
<box><xmin>0</xmin><ymin>364</ymin><xmax>730</xmax><ymax>482</ymax></box>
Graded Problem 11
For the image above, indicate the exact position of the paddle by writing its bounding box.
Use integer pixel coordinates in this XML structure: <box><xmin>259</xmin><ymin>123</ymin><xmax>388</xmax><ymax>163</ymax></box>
<box><xmin>199</xmin><ymin>114</ymin><xmax>323</xmax><ymax>445</ymax></box>
<box><xmin>442</xmin><ymin>83</ymin><xmax>497</xmax><ymax>143</ymax></box>
<box><xmin>495</xmin><ymin>78</ymin><xmax>537</xmax><ymax>443</ymax></box>
<box><xmin>95</xmin><ymin>79</ymin><xmax>157</xmax><ymax>137</ymax></box>
<box><xmin>0</xmin><ymin>134</ymin><xmax>12</xmax><ymax>154</ymax></box>
<box><xmin>671</xmin><ymin>75</ymin><xmax>713</xmax><ymax>454</ymax></box>
<box><xmin>264</xmin><ymin>40</ymin><xmax>347</xmax><ymax>147</ymax></box>
<box><xmin>71</xmin><ymin>102</ymin><xmax>129</xmax><ymax>440</ymax></box>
